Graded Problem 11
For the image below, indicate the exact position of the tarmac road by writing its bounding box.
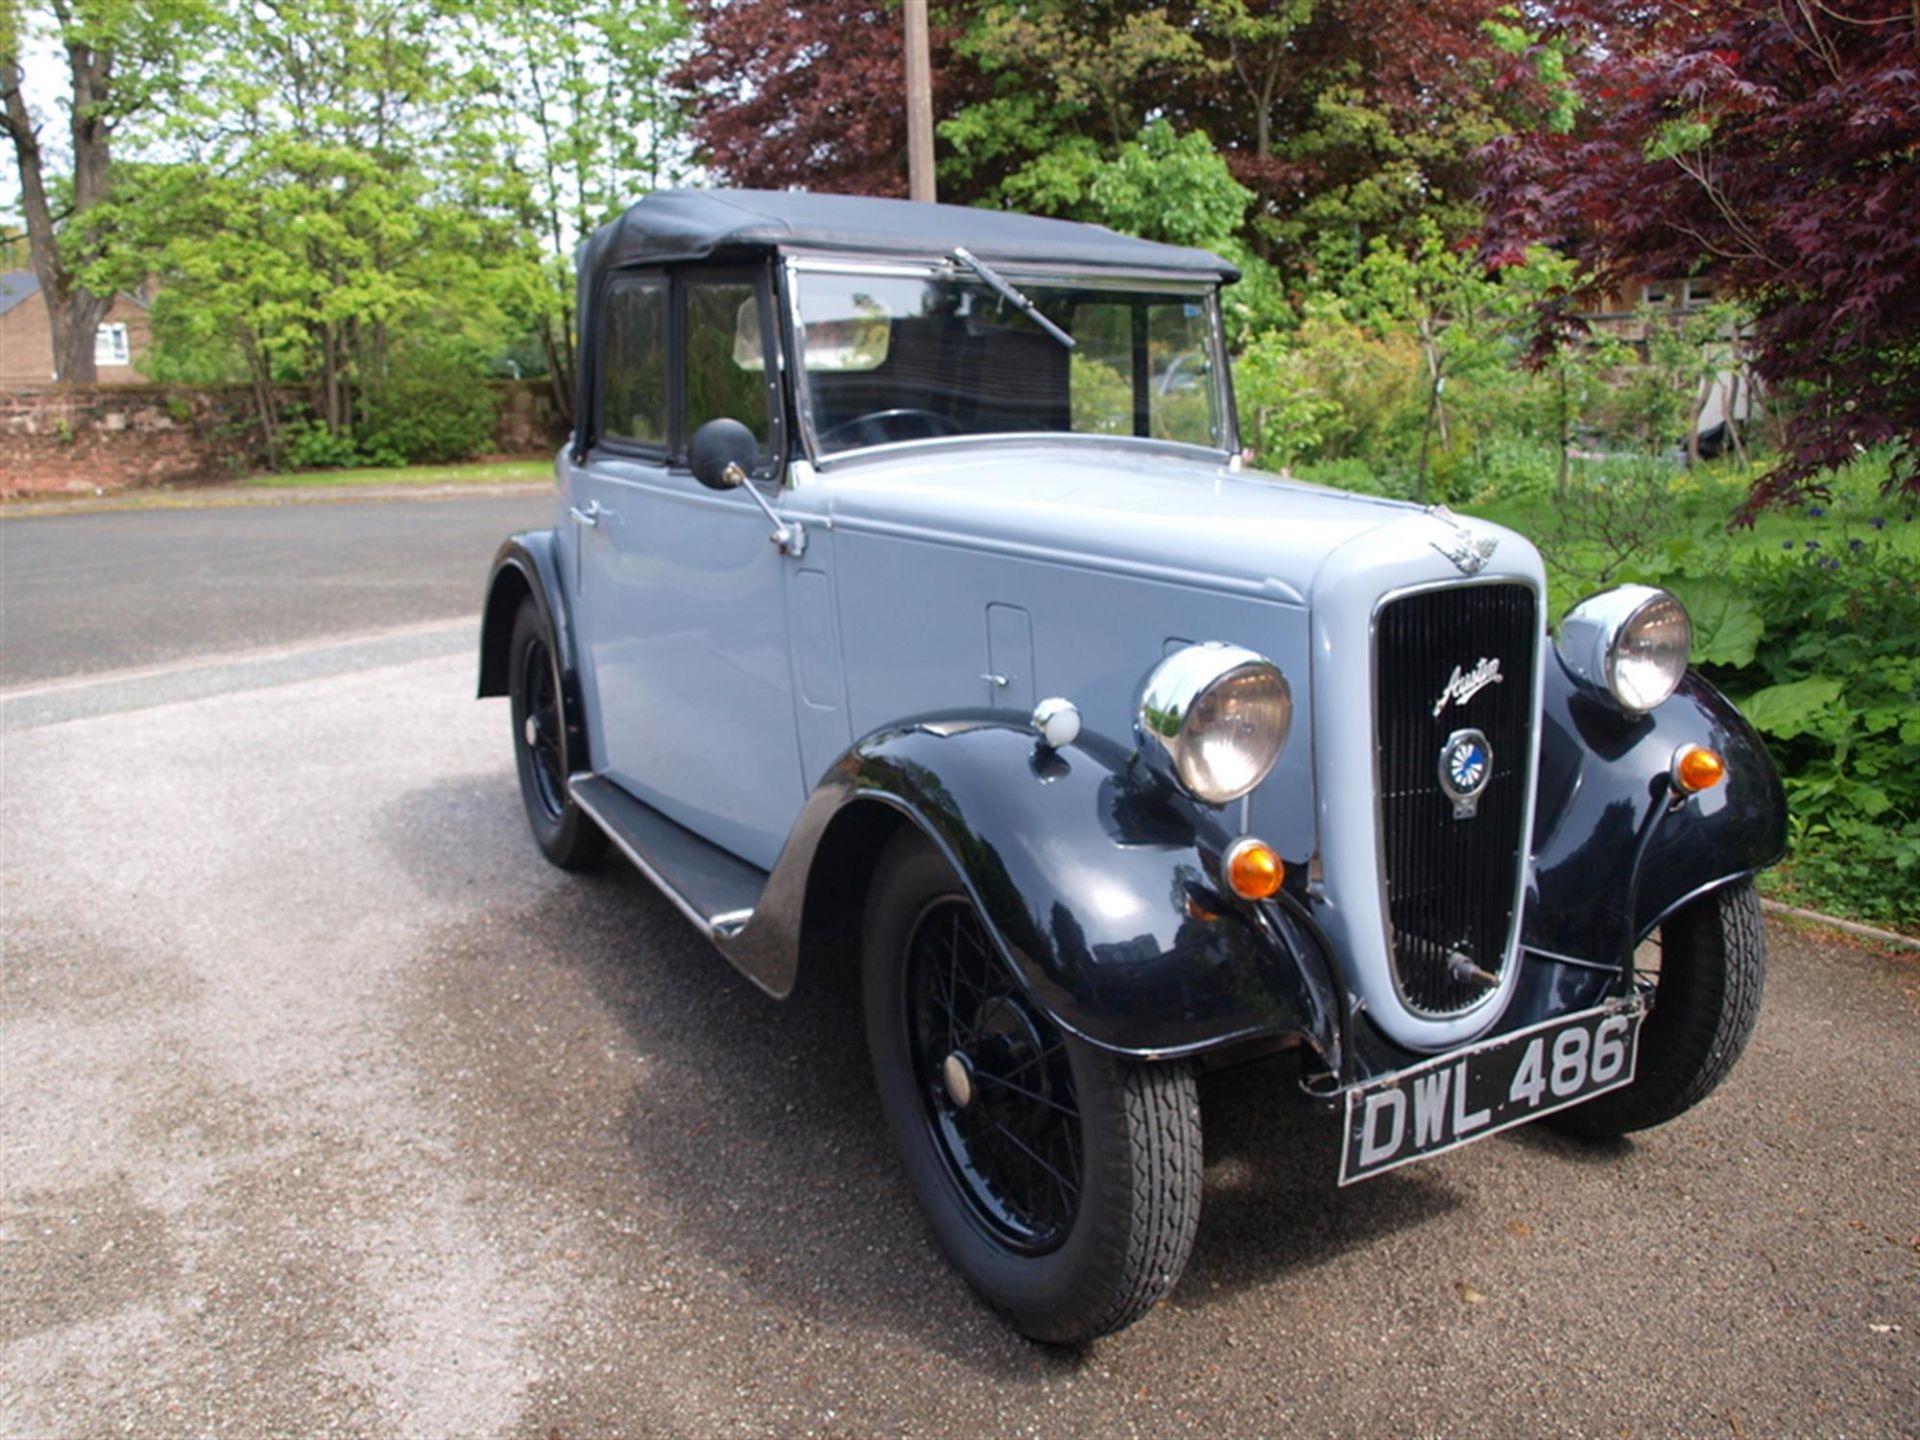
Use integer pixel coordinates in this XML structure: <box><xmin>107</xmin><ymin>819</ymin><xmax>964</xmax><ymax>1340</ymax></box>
<box><xmin>0</xmin><ymin>492</ymin><xmax>554</xmax><ymax>688</ymax></box>
<box><xmin>1</xmin><ymin>501</ymin><xmax>1916</xmax><ymax>1437</ymax></box>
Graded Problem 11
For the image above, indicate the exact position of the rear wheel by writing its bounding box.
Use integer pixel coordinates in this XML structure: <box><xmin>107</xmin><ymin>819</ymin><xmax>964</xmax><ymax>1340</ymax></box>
<box><xmin>507</xmin><ymin>596</ymin><xmax>606</xmax><ymax>870</ymax></box>
<box><xmin>863</xmin><ymin>833</ymin><xmax>1201</xmax><ymax>1344</ymax></box>
<box><xmin>1550</xmin><ymin>879</ymin><xmax>1765</xmax><ymax>1138</ymax></box>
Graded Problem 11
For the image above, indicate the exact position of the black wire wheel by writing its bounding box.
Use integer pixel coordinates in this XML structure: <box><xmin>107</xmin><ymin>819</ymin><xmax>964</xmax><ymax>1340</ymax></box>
<box><xmin>1549</xmin><ymin>878</ymin><xmax>1765</xmax><ymax>1138</ymax></box>
<box><xmin>507</xmin><ymin>595</ymin><xmax>606</xmax><ymax>870</ymax></box>
<box><xmin>863</xmin><ymin>831</ymin><xmax>1201</xmax><ymax>1344</ymax></box>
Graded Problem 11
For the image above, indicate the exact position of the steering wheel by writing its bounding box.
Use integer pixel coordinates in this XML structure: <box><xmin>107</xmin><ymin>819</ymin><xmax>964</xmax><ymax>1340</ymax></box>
<box><xmin>817</xmin><ymin>408</ymin><xmax>963</xmax><ymax>450</ymax></box>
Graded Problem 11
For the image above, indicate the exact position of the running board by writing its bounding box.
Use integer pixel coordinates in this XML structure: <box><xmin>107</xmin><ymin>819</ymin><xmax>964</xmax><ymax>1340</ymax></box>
<box><xmin>567</xmin><ymin>773</ymin><xmax>766</xmax><ymax>940</ymax></box>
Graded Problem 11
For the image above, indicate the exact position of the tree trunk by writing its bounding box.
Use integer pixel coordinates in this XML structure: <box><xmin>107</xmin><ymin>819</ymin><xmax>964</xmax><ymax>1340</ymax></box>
<box><xmin>1556</xmin><ymin>365</ymin><xmax>1571</xmax><ymax>496</ymax></box>
<box><xmin>246</xmin><ymin>334</ymin><xmax>280</xmax><ymax>471</ymax></box>
<box><xmin>320</xmin><ymin>325</ymin><xmax>341</xmax><ymax>432</ymax></box>
<box><xmin>1721</xmin><ymin>373</ymin><xmax>1748</xmax><ymax>465</ymax></box>
<box><xmin>1416</xmin><ymin>354</ymin><xmax>1445</xmax><ymax>503</ymax></box>
<box><xmin>2</xmin><ymin>32</ymin><xmax>117</xmax><ymax>384</ymax></box>
<box><xmin>539</xmin><ymin>315</ymin><xmax>573</xmax><ymax>425</ymax></box>
<box><xmin>46</xmin><ymin>287</ymin><xmax>114</xmax><ymax>383</ymax></box>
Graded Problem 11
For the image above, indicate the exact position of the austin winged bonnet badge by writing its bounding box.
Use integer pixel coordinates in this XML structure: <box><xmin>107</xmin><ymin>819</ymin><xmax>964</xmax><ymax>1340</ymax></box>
<box><xmin>1438</xmin><ymin>728</ymin><xmax>1493</xmax><ymax>818</ymax></box>
<box><xmin>1427</xmin><ymin>506</ymin><xmax>1499</xmax><ymax>575</ymax></box>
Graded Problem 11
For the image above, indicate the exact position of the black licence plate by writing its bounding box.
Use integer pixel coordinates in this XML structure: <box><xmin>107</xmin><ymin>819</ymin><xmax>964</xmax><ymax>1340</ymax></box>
<box><xmin>1338</xmin><ymin>996</ymin><xmax>1647</xmax><ymax>1186</ymax></box>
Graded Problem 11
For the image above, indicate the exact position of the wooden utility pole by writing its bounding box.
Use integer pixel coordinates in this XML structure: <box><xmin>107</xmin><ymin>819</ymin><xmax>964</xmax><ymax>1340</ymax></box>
<box><xmin>903</xmin><ymin>0</ymin><xmax>935</xmax><ymax>202</ymax></box>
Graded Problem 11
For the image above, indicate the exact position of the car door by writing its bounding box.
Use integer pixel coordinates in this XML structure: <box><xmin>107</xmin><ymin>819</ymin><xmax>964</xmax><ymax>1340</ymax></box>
<box><xmin>573</xmin><ymin>266</ymin><xmax>807</xmax><ymax>872</ymax></box>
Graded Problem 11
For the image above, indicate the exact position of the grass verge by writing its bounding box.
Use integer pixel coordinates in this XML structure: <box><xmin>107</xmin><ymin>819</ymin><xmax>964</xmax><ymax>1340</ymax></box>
<box><xmin>243</xmin><ymin>458</ymin><xmax>552</xmax><ymax>489</ymax></box>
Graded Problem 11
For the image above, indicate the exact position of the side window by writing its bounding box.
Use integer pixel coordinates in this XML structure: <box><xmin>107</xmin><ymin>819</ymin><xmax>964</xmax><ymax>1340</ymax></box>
<box><xmin>603</xmin><ymin>279</ymin><xmax>667</xmax><ymax>448</ymax></box>
<box><xmin>684</xmin><ymin>280</ymin><xmax>770</xmax><ymax>461</ymax></box>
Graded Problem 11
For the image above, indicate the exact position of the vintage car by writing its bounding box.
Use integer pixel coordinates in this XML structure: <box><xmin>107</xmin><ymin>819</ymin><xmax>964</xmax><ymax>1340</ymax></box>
<box><xmin>479</xmin><ymin>189</ymin><xmax>1785</xmax><ymax>1344</ymax></box>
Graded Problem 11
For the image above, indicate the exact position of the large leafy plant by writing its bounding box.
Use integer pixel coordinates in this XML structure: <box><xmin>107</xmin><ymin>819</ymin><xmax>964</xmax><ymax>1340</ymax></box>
<box><xmin>1680</xmin><ymin>517</ymin><xmax>1920</xmax><ymax>929</ymax></box>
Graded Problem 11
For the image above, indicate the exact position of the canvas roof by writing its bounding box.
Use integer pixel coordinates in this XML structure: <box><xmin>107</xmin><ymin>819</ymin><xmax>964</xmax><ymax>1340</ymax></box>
<box><xmin>579</xmin><ymin>189</ymin><xmax>1238</xmax><ymax>282</ymax></box>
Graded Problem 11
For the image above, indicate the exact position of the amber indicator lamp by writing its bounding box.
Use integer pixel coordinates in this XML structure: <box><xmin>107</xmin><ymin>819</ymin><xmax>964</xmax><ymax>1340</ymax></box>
<box><xmin>1224</xmin><ymin>837</ymin><xmax>1285</xmax><ymax>900</ymax></box>
<box><xmin>1672</xmin><ymin>744</ymin><xmax>1727</xmax><ymax>794</ymax></box>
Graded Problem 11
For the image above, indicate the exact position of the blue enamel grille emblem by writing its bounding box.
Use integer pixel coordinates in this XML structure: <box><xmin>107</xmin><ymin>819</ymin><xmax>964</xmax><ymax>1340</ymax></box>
<box><xmin>1438</xmin><ymin>728</ymin><xmax>1492</xmax><ymax>818</ymax></box>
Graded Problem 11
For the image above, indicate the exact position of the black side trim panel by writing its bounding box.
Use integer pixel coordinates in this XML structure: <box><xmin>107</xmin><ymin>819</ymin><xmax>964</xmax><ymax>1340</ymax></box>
<box><xmin>569</xmin><ymin>773</ymin><xmax>767</xmax><ymax>938</ymax></box>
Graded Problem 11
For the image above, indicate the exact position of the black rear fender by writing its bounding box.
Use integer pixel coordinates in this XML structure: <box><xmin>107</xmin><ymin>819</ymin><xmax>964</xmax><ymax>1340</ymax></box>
<box><xmin>478</xmin><ymin>530</ymin><xmax>572</xmax><ymax>699</ymax></box>
<box><xmin>477</xmin><ymin>531</ymin><xmax>595</xmax><ymax>773</ymax></box>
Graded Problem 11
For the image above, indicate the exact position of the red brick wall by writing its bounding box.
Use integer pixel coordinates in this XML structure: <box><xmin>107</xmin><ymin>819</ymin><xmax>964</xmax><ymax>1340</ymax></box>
<box><xmin>0</xmin><ymin>381</ymin><xmax>567</xmax><ymax>497</ymax></box>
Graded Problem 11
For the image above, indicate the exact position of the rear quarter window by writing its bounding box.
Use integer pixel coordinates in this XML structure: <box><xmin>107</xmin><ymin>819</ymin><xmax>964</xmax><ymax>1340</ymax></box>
<box><xmin>602</xmin><ymin>280</ymin><xmax>667</xmax><ymax>447</ymax></box>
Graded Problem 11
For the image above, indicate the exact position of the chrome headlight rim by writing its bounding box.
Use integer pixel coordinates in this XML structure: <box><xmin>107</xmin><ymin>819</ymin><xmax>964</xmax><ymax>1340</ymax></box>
<box><xmin>1137</xmin><ymin>642</ymin><xmax>1293</xmax><ymax>804</ymax></box>
<box><xmin>1557</xmin><ymin>584</ymin><xmax>1693</xmax><ymax>715</ymax></box>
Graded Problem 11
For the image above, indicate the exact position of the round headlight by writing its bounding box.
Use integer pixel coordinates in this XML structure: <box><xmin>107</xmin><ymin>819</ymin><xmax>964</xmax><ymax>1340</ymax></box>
<box><xmin>1138</xmin><ymin>644</ymin><xmax>1292</xmax><ymax>803</ymax></box>
<box><xmin>1558</xmin><ymin>585</ymin><xmax>1692</xmax><ymax>713</ymax></box>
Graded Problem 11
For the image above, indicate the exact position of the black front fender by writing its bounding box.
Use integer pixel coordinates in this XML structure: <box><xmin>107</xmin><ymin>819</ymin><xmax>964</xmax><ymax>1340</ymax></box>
<box><xmin>1525</xmin><ymin>664</ymin><xmax>1787</xmax><ymax>964</ymax></box>
<box><xmin>729</xmin><ymin>716</ymin><xmax>1345</xmax><ymax>1066</ymax></box>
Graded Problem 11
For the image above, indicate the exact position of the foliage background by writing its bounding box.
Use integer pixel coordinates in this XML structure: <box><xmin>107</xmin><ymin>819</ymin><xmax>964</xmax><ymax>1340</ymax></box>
<box><xmin>4</xmin><ymin>0</ymin><xmax>1915</xmax><ymax>928</ymax></box>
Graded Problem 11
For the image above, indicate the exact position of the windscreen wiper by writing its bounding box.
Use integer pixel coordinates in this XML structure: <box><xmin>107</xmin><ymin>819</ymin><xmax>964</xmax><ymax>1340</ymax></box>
<box><xmin>951</xmin><ymin>247</ymin><xmax>1076</xmax><ymax>350</ymax></box>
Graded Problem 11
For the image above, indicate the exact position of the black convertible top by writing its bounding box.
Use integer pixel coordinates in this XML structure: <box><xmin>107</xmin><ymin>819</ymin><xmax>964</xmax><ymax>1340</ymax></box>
<box><xmin>579</xmin><ymin>188</ymin><xmax>1239</xmax><ymax>281</ymax></box>
<box><xmin>570</xmin><ymin>189</ymin><xmax>1236</xmax><ymax>457</ymax></box>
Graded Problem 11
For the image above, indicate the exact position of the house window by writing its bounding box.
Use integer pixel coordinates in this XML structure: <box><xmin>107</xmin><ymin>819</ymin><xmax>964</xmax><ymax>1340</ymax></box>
<box><xmin>95</xmin><ymin>322</ymin><xmax>131</xmax><ymax>367</ymax></box>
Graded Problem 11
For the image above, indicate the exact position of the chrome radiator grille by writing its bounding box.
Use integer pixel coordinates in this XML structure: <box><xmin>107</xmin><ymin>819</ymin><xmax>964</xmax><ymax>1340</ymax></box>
<box><xmin>1374</xmin><ymin>583</ymin><xmax>1537</xmax><ymax>1014</ymax></box>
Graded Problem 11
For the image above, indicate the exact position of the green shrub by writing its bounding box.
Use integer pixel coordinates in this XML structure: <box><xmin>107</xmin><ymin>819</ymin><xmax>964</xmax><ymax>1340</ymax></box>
<box><xmin>279</xmin><ymin>416</ymin><xmax>363</xmax><ymax>470</ymax></box>
<box><xmin>1462</xmin><ymin>434</ymin><xmax>1562</xmax><ymax>506</ymax></box>
<box><xmin>1290</xmin><ymin>456</ymin><xmax>1409</xmax><ymax>498</ymax></box>
<box><xmin>359</xmin><ymin>370</ymin><xmax>499</xmax><ymax>465</ymax></box>
<box><xmin>1686</xmin><ymin>523</ymin><xmax>1920</xmax><ymax>929</ymax></box>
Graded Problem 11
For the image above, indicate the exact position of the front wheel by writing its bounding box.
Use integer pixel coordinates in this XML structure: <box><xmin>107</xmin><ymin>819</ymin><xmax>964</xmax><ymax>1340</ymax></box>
<box><xmin>862</xmin><ymin>833</ymin><xmax>1201</xmax><ymax>1344</ymax></box>
<box><xmin>1550</xmin><ymin>879</ymin><xmax>1765</xmax><ymax>1138</ymax></box>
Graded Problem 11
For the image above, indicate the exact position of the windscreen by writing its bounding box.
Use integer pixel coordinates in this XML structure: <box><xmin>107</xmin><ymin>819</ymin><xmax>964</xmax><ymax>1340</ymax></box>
<box><xmin>792</xmin><ymin>269</ymin><xmax>1225</xmax><ymax>455</ymax></box>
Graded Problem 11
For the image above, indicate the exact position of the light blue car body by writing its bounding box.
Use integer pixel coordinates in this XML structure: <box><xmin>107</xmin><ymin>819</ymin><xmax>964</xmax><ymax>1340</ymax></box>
<box><xmin>479</xmin><ymin>194</ymin><xmax>1782</xmax><ymax>1077</ymax></box>
<box><xmin>559</xmin><ymin>386</ymin><xmax>1545</xmax><ymax>1055</ymax></box>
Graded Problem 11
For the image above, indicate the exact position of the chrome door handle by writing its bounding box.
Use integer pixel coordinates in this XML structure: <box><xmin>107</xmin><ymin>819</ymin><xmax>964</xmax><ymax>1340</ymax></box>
<box><xmin>570</xmin><ymin>501</ymin><xmax>601</xmax><ymax>527</ymax></box>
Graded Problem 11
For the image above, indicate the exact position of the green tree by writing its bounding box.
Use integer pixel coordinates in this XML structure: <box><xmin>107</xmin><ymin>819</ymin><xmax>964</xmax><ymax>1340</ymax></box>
<box><xmin>124</xmin><ymin>0</ymin><xmax>527</xmax><ymax>464</ymax></box>
<box><xmin>939</xmin><ymin>0</ymin><xmax>1206</xmax><ymax>206</ymax></box>
<box><xmin>454</xmin><ymin>0</ymin><xmax>689</xmax><ymax>422</ymax></box>
<box><xmin>1343</xmin><ymin>222</ymin><xmax>1510</xmax><ymax>500</ymax></box>
<box><xmin>1</xmin><ymin>0</ymin><xmax>210</xmax><ymax>382</ymax></box>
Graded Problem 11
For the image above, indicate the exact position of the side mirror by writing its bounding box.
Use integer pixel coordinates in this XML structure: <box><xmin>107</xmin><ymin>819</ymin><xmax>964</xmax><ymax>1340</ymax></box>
<box><xmin>689</xmin><ymin>418</ymin><xmax>759</xmax><ymax>491</ymax></box>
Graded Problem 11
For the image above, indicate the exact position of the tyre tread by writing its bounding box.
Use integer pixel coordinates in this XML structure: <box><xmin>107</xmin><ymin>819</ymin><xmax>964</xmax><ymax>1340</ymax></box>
<box><xmin>1078</xmin><ymin>1059</ymin><xmax>1203</xmax><ymax>1339</ymax></box>
<box><xmin>862</xmin><ymin>831</ymin><xmax>1202</xmax><ymax>1345</ymax></box>
<box><xmin>1552</xmin><ymin>879</ymin><xmax>1765</xmax><ymax>1138</ymax></box>
<box><xmin>508</xmin><ymin>597</ymin><xmax>606</xmax><ymax>871</ymax></box>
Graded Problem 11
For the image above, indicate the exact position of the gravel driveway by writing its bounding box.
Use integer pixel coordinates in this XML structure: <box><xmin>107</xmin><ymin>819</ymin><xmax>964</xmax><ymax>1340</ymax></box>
<box><xmin>2</xmin><ymin>616</ymin><xmax>1915</xmax><ymax>1437</ymax></box>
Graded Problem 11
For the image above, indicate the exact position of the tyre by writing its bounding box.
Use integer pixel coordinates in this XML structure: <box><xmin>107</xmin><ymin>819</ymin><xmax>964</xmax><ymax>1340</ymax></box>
<box><xmin>1550</xmin><ymin>879</ymin><xmax>1765</xmax><ymax>1138</ymax></box>
<box><xmin>507</xmin><ymin>596</ymin><xmax>607</xmax><ymax>870</ymax></box>
<box><xmin>862</xmin><ymin>832</ymin><xmax>1201</xmax><ymax>1344</ymax></box>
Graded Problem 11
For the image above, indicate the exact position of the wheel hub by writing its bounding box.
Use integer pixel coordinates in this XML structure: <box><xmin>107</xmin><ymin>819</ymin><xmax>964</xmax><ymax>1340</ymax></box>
<box><xmin>523</xmin><ymin>715</ymin><xmax>539</xmax><ymax>748</ymax></box>
<box><xmin>942</xmin><ymin>1051</ymin><xmax>976</xmax><ymax>1109</ymax></box>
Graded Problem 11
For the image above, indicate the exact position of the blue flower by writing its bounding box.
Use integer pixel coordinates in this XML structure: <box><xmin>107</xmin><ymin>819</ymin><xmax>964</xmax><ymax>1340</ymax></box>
<box><xmin>1870</xmin><ymin>516</ymin><xmax>1886</xmax><ymax>530</ymax></box>
<box><xmin>1805</xmin><ymin>540</ymin><xmax>1820</xmax><ymax>551</ymax></box>
<box><xmin>1808</xmin><ymin>506</ymin><xmax>1826</xmax><ymax>518</ymax></box>
<box><xmin>1849</xmin><ymin>539</ymin><xmax>1865</xmax><ymax>553</ymax></box>
<box><xmin>1822</xmin><ymin>557</ymin><xmax>1841</xmax><ymax>571</ymax></box>
<box><xmin>1782</xmin><ymin>540</ymin><xmax>1795</xmax><ymax>550</ymax></box>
